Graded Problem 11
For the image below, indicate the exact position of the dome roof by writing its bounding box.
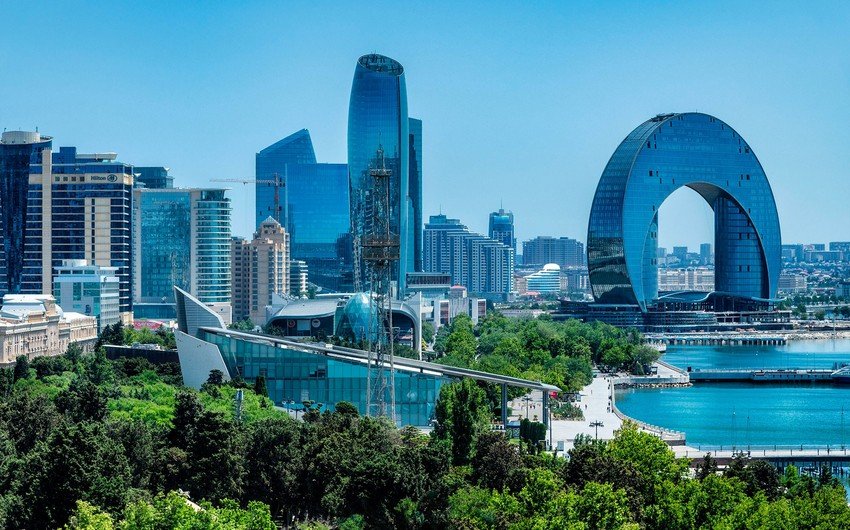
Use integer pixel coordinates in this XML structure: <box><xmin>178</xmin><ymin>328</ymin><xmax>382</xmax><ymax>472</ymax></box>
<box><xmin>543</xmin><ymin>263</ymin><xmax>561</xmax><ymax>271</ymax></box>
<box><xmin>335</xmin><ymin>292</ymin><xmax>380</xmax><ymax>344</ymax></box>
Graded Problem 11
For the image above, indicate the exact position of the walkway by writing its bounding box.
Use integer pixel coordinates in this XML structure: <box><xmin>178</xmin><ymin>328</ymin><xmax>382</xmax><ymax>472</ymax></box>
<box><xmin>547</xmin><ymin>375</ymin><xmax>622</xmax><ymax>450</ymax></box>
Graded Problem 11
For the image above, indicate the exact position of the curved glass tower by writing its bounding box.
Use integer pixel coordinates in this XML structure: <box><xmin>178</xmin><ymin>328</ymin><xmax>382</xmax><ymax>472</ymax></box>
<box><xmin>348</xmin><ymin>53</ymin><xmax>410</xmax><ymax>295</ymax></box>
<box><xmin>587</xmin><ymin>113</ymin><xmax>781</xmax><ymax>311</ymax></box>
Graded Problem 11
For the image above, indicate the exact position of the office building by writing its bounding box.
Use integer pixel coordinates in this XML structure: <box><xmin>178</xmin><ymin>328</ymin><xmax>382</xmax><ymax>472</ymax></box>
<box><xmin>587</xmin><ymin>113</ymin><xmax>781</xmax><ymax>309</ymax></box>
<box><xmin>133</xmin><ymin>188</ymin><xmax>232</xmax><ymax>322</ymax></box>
<box><xmin>829</xmin><ymin>242</ymin><xmax>850</xmax><ymax>253</ymax></box>
<box><xmin>488</xmin><ymin>208</ymin><xmax>515</xmax><ymax>253</ymax></box>
<box><xmin>562</xmin><ymin>113</ymin><xmax>786</xmax><ymax>332</ymax></box>
<box><xmin>134</xmin><ymin>166</ymin><xmax>173</xmax><ymax>189</ymax></box>
<box><xmin>53</xmin><ymin>260</ymin><xmax>120</xmax><ymax>332</ymax></box>
<box><xmin>0</xmin><ymin>294</ymin><xmax>97</xmax><ymax>365</ymax></box>
<box><xmin>526</xmin><ymin>264</ymin><xmax>561</xmax><ymax>293</ymax></box>
<box><xmin>290</xmin><ymin>260</ymin><xmax>308</xmax><ymax>297</ymax></box>
<box><xmin>0</xmin><ymin>131</ymin><xmax>53</xmax><ymax>297</ymax></box>
<box><xmin>522</xmin><ymin>236</ymin><xmax>584</xmax><ymax>268</ymax></box>
<box><xmin>672</xmin><ymin>246</ymin><xmax>689</xmax><ymax>263</ymax></box>
<box><xmin>424</xmin><ymin>214</ymin><xmax>513</xmax><ymax>301</ymax></box>
<box><xmin>0</xmin><ymin>133</ymin><xmax>134</xmax><ymax>321</ymax></box>
<box><xmin>781</xmin><ymin>244</ymin><xmax>804</xmax><ymax>263</ymax></box>
<box><xmin>409</xmin><ymin>118</ymin><xmax>423</xmax><ymax>272</ymax></box>
<box><xmin>256</xmin><ymin>130</ymin><xmax>352</xmax><ymax>292</ymax></box>
<box><xmin>230</xmin><ymin>217</ymin><xmax>290</xmax><ymax>323</ymax></box>
<box><xmin>348</xmin><ymin>53</ymin><xmax>414</xmax><ymax>295</ymax></box>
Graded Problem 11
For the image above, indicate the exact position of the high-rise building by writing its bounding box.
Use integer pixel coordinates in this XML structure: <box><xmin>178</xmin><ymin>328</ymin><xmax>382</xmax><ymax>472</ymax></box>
<box><xmin>700</xmin><ymin>243</ymin><xmax>712</xmax><ymax>265</ymax></box>
<box><xmin>230</xmin><ymin>217</ymin><xmax>290</xmax><ymax>323</ymax></box>
<box><xmin>0</xmin><ymin>131</ymin><xmax>52</xmax><ymax>296</ymax></box>
<box><xmin>256</xmin><ymin>130</ymin><xmax>352</xmax><ymax>292</ymax></box>
<box><xmin>134</xmin><ymin>166</ymin><xmax>173</xmax><ymax>189</ymax></box>
<box><xmin>348</xmin><ymin>53</ymin><xmax>413</xmax><ymax>295</ymax></box>
<box><xmin>488</xmin><ymin>208</ymin><xmax>515</xmax><ymax>253</ymax></box>
<box><xmin>133</xmin><ymin>188</ymin><xmax>232</xmax><ymax>322</ymax></box>
<box><xmin>53</xmin><ymin>259</ymin><xmax>120</xmax><ymax>332</ymax></box>
<box><xmin>522</xmin><ymin>236</ymin><xmax>584</xmax><ymax>268</ymax></box>
<box><xmin>230</xmin><ymin>236</ymin><xmax>251</xmax><ymax>322</ymax></box>
<box><xmin>424</xmin><ymin>214</ymin><xmax>513</xmax><ymax>301</ymax></box>
<box><xmin>0</xmin><ymin>134</ymin><xmax>134</xmax><ymax>321</ymax></box>
<box><xmin>409</xmin><ymin>118</ymin><xmax>423</xmax><ymax>272</ymax></box>
<box><xmin>289</xmin><ymin>260</ymin><xmax>308</xmax><ymax>296</ymax></box>
<box><xmin>672</xmin><ymin>246</ymin><xmax>689</xmax><ymax>263</ymax></box>
<box><xmin>586</xmin><ymin>113</ymin><xmax>781</xmax><ymax>311</ymax></box>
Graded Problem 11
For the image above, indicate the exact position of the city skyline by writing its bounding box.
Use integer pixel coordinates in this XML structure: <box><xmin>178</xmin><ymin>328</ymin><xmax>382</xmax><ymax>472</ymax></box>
<box><xmin>2</xmin><ymin>2</ymin><xmax>848</xmax><ymax>249</ymax></box>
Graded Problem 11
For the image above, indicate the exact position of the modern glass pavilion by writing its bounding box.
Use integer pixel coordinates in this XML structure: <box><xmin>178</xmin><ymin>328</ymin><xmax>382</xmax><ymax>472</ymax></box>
<box><xmin>587</xmin><ymin>113</ymin><xmax>781</xmax><ymax>311</ymax></box>
<box><xmin>173</xmin><ymin>287</ymin><xmax>559</xmax><ymax>427</ymax></box>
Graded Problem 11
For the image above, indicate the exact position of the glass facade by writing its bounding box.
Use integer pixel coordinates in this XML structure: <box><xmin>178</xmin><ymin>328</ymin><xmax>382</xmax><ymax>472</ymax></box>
<box><xmin>587</xmin><ymin>113</ymin><xmax>781</xmax><ymax>311</ymax></box>
<box><xmin>488</xmin><ymin>208</ymin><xmax>515</xmax><ymax>253</ymax></box>
<box><xmin>135</xmin><ymin>190</ymin><xmax>192</xmax><ymax>302</ymax></box>
<box><xmin>0</xmin><ymin>133</ymin><xmax>52</xmax><ymax>295</ymax></box>
<box><xmin>256</xmin><ymin>130</ymin><xmax>352</xmax><ymax>292</ymax></box>
<box><xmin>135</xmin><ymin>166</ymin><xmax>173</xmax><ymax>189</ymax></box>
<box><xmin>200</xmin><ymin>330</ymin><xmax>448</xmax><ymax>426</ymax></box>
<box><xmin>408</xmin><ymin>118</ymin><xmax>423</xmax><ymax>272</ymax></box>
<box><xmin>19</xmin><ymin>146</ymin><xmax>135</xmax><ymax>314</ymax></box>
<box><xmin>133</xmin><ymin>188</ymin><xmax>231</xmax><ymax>318</ymax></box>
<box><xmin>348</xmin><ymin>53</ymin><xmax>412</xmax><ymax>294</ymax></box>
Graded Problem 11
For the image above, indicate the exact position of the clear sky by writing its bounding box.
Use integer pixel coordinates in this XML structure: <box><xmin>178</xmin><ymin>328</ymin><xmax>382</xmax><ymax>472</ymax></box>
<box><xmin>2</xmin><ymin>2</ymin><xmax>848</xmax><ymax>250</ymax></box>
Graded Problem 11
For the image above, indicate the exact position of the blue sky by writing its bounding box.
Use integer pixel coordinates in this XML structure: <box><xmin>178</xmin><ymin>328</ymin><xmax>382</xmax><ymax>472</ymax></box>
<box><xmin>1</xmin><ymin>1</ymin><xmax>848</xmax><ymax>249</ymax></box>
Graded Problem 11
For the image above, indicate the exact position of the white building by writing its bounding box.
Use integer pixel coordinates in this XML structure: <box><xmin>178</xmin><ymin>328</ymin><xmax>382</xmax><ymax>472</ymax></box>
<box><xmin>0</xmin><ymin>294</ymin><xmax>97</xmax><ymax>365</ymax></box>
<box><xmin>53</xmin><ymin>260</ymin><xmax>120</xmax><ymax>332</ymax></box>
<box><xmin>657</xmin><ymin>267</ymin><xmax>715</xmax><ymax>292</ymax></box>
<box><xmin>526</xmin><ymin>264</ymin><xmax>561</xmax><ymax>293</ymax></box>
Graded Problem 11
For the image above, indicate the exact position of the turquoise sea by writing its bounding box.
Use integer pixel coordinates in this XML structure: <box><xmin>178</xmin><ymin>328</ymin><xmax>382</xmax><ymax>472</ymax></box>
<box><xmin>615</xmin><ymin>339</ymin><xmax>850</xmax><ymax>447</ymax></box>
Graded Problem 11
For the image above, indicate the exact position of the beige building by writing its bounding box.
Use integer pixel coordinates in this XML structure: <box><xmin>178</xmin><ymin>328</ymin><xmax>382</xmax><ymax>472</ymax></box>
<box><xmin>0</xmin><ymin>294</ymin><xmax>98</xmax><ymax>365</ymax></box>
<box><xmin>231</xmin><ymin>217</ymin><xmax>290</xmax><ymax>323</ymax></box>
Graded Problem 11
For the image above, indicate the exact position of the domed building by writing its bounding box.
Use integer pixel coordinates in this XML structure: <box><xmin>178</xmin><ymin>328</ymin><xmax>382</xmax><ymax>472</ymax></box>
<box><xmin>526</xmin><ymin>264</ymin><xmax>561</xmax><ymax>293</ymax></box>
<box><xmin>335</xmin><ymin>292</ymin><xmax>381</xmax><ymax>344</ymax></box>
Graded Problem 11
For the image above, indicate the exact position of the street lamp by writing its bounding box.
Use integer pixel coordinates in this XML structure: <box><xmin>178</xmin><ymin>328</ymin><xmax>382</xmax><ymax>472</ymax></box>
<box><xmin>590</xmin><ymin>420</ymin><xmax>604</xmax><ymax>440</ymax></box>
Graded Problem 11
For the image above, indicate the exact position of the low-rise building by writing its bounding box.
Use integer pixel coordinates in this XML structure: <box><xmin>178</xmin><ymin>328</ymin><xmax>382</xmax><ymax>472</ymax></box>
<box><xmin>53</xmin><ymin>260</ymin><xmax>120</xmax><ymax>332</ymax></box>
<box><xmin>0</xmin><ymin>294</ymin><xmax>97</xmax><ymax>365</ymax></box>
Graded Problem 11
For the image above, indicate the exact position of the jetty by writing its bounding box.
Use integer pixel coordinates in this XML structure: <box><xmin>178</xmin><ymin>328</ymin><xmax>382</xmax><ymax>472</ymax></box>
<box><xmin>687</xmin><ymin>365</ymin><xmax>850</xmax><ymax>384</ymax></box>
<box><xmin>645</xmin><ymin>333</ymin><xmax>787</xmax><ymax>346</ymax></box>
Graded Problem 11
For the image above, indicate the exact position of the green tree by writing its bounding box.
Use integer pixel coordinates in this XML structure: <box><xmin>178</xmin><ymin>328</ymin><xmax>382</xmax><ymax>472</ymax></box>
<box><xmin>13</xmin><ymin>355</ymin><xmax>30</xmax><ymax>382</ymax></box>
<box><xmin>253</xmin><ymin>375</ymin><xmax>268</xmax><ymax>398</ymax></box>
<box><xmin>433</xmin><ymin>379</ymin><xmax>491</xmax><ymax>465</ymax></box>
<box><xmin>243</xmin><ymin>416</ymin><xmax>303</xmax><ymax>520</ymax></box>
<box><xmin>443</xmin><ymin>315</ymin><xmax>477</xmax><ymax>365</ymax></box>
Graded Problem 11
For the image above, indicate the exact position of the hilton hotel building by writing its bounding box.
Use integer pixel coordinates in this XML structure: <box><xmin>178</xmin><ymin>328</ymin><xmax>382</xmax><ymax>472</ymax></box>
<box><xmin>0</xmin><ymin>131</ymin><xmax>133</xmax><ymax>323</ymax></box>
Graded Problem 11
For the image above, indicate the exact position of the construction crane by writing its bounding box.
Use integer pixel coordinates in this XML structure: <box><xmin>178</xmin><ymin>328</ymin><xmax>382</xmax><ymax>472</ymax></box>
<box><xmin>211</xmin><ymin>171</ymin><xmax>287</xmax><ymax>227</ymax></box>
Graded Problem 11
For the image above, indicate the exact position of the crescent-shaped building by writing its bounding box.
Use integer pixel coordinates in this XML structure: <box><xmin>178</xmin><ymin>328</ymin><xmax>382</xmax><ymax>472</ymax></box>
<box><xmin>586</xmin><ymin>112</ymin><xmax>782</xmax><ymax>317</ymax></box>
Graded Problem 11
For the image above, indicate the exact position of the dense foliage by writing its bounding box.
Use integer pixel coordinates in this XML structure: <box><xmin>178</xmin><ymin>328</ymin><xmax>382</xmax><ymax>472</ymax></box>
<box><xmin>433</xmin><ymin>313</ymin><xmax>660</xmax><ymax>394</ymax></box>
<box><xmin>2</xmin><ymin>344</ymin><xmax>849</xmax><ymax>529</ymax></box>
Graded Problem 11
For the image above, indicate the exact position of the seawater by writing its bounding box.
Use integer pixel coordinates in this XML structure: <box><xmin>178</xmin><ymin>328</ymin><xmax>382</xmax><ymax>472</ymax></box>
<box><xmin>615</xmin><ymin>339</ymin><xmax>850</xmax><ymax>447</ymax></box>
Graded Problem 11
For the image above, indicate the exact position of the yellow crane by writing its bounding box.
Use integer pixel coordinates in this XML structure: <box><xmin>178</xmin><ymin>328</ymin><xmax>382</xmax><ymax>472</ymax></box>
<box><xmin>211</xmin><ymin>172</ymin><xmax>287</xmax><ymax>227</ymax></box>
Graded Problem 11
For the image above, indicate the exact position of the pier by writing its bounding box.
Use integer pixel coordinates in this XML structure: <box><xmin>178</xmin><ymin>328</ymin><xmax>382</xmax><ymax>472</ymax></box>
<box><xmin>689</xmin><ymin>368</ymin><xmax>837</xmax><ymax>383</ymax></box>
<box><xmin>646</xmin><ymin>333</ymin><xmax>787</xmax><ymax>346</ymax></box>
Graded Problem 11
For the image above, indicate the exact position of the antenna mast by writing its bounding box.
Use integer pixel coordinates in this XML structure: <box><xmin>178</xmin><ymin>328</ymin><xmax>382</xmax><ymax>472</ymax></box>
<box><xmin>362</xmin><ymin>145</ymin><xmax>398</xmax><ymax>421</ymax></box>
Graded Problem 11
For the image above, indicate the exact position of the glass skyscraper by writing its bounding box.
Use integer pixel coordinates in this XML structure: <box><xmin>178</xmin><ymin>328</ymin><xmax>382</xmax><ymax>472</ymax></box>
<box><xmin>134</xmin><ymin>166</ymin><xmax>173</xmax><ymax>189</ymax></box>
<box><xmin>488</xmin><ymin>208</ymin><xmax>515</xmax><ymax>253</ymax></box>
<box><xmin>587</xmin><ymin>112</ymin><xmax>781</xmax><ymax>311</ymax></box>
<box><xmin>2</xmin><ymin>140</ymin><xmax>135</xmax><ymax>320</ymax></box>
<box><xmin>0</xmin><ymin>131</ymin><xmax>52</xmax><ymax>295</ymax></box>
<box><xmin>256</xmin><ymin>130</ymin><xmax>352</xmax><ymax>292</ymax></box>
<box><xmin>134</xmin><ymin>188</ymin><xmax>231</xmax><ymax>320</ymax></box>
<box><xmin>408</xmin><ymin>117</ymin><xmax>423</xmax><ymax>272</ymax></box>
<box><xmin>348</xmin><ymin>53</ymin><xmax>412</xmax><ymax>295</ymax></box>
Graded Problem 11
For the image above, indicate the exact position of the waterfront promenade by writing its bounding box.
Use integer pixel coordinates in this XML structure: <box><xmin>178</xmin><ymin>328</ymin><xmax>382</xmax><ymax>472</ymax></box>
<box><xmin>548</xmin><ymin>375</ymin><xmax>622</xmax><ymax>449</ymax></box>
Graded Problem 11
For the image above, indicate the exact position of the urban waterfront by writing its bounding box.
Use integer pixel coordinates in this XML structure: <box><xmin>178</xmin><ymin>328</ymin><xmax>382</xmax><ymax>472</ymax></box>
<box><xmin>616</xmin><ymin>340</ymin><xmax>850</xmax><ymax>447</ymax></box>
